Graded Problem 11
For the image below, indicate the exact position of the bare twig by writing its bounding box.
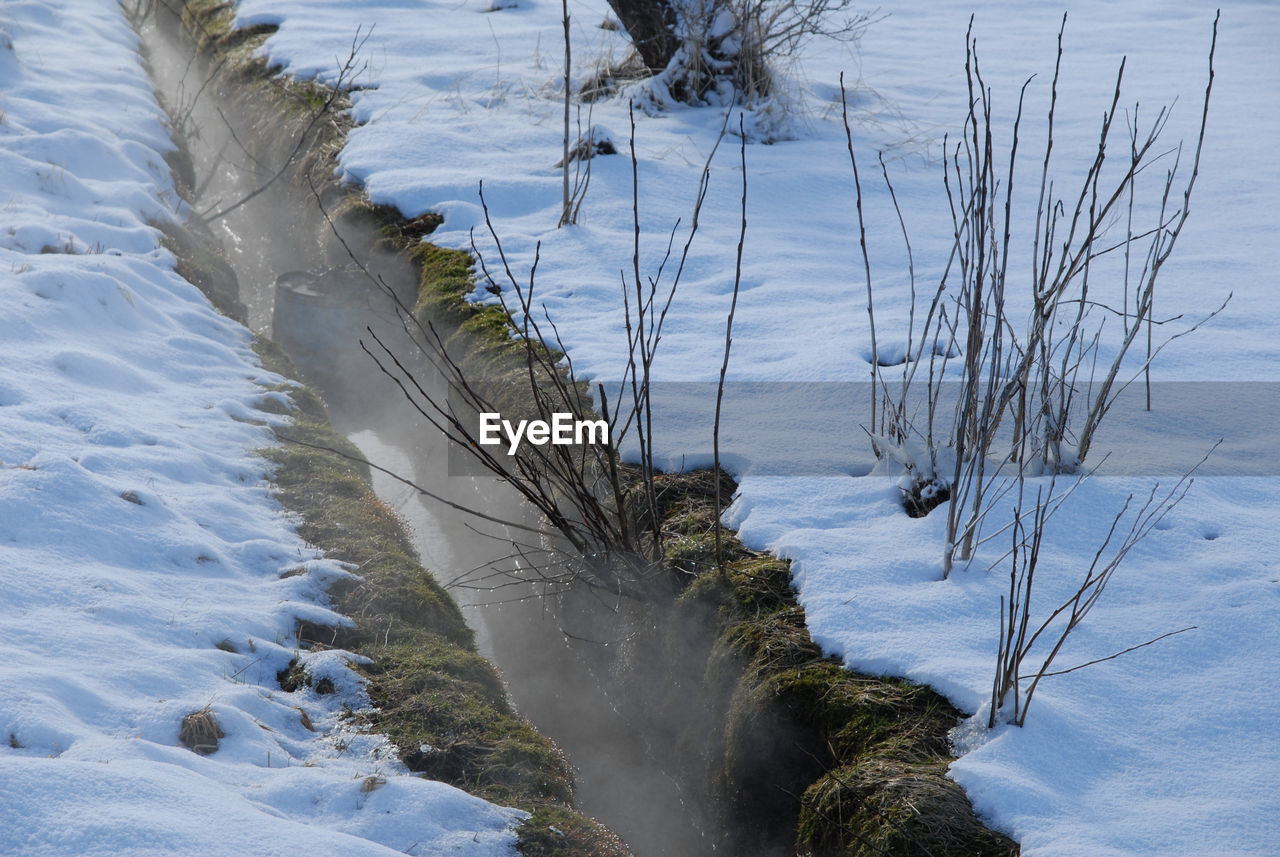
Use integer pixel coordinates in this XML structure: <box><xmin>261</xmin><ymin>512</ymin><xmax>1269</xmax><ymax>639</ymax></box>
<box><xmin>200</xmin><ymin>27</ymin><xmax>371</xmax><ymax>224</ymax></box>
<box><xmin>714</xmin><ymin>117</ymin><xmax>748</xmax><ymax>574</ymax></box>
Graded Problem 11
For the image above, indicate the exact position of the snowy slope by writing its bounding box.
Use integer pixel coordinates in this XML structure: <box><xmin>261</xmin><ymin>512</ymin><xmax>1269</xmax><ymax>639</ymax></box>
<box><xmin>0</xmin><ymin>2</ymin><xmax>520</xmax><ymax>854</ymax></box>
<box><xmin>103</xmin><ymin>0</ymin><xmax>1280</xmax><ymax>854</ymax></box>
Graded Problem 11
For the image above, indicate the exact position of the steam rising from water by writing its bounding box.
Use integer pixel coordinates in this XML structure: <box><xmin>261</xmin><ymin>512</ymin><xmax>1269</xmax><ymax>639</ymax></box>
<box><xmin>139</xmin><ymin>9</ymin><xmax>778</xmax><ymax>854</ymax></box>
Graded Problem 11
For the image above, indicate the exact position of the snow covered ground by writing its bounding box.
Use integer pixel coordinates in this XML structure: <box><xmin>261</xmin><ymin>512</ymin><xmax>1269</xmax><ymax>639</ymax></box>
<box><xmin>0</xmin><ymin>2</ymin><xmax>520</xmax><ymax>854</ymax></box>
<box><xmin>4</xmin><ymin>0</ymin><xmax>1277</xmax><ymax>854</ymax></box>
<box><xmin>224</xmin><ymin>0</ymin><xmax>1279</xmax><ymax>854</ymax></box>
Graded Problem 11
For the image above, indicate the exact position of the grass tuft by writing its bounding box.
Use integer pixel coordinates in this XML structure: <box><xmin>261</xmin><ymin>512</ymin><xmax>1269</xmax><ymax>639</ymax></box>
<box><xmin>799</xmin><ymin>759</ymin><xmax>1019</xmax><ymax>857</ymax></box>
<box><xmin>517</xmin><ymin>805</ymin><xmax>632</xmax><ymax>857</ymax></box>
<box><xmin>179</xmin><ymin>706</ymin><xmax>225</xmax><ymax>756</ymax></box>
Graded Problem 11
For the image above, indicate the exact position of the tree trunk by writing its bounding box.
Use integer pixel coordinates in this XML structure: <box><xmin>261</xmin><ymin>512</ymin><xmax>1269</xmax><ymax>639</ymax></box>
<box><xmin>605</xmin><ymin>0</ymin><xmax>681</xmax><ymax>72</ymax></box>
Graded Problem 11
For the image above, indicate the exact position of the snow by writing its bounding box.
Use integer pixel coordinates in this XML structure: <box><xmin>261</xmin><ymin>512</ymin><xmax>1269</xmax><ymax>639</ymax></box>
<box><xmin>4</xmin><ymin>0</ymin><xmax>1278</xmax><ymax>854</ymax></box>
<box><xmin>0</xmin><ymin>2</ymin><xmax>520</xmax><ymax>854</ymax></box>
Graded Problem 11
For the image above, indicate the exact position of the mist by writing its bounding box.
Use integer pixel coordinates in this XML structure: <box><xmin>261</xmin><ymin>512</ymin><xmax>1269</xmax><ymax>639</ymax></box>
<box><xmin>138</xmin><ymin>7</ymin><xmax>798</xmax><ymax>855</ymax></box>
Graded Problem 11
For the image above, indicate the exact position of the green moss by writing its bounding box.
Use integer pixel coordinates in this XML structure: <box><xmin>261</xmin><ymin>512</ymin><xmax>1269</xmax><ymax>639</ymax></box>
<box><xmin>407</xmin><ymin>241</ymin><xmax>572</xmax><ymax>383</ymax></box>
<box><xmin>647</xmin><ymin>469</ymin><xmax>1020</xmax><ymax>856</ymax></box>
<box><xmin>361</xmin><ymin>640</ymin><xmax>573</xmax><ymax>805</ymax></box>
<box><xmin>799</xmin><ymin>760</ymin><xmax>1019</xmax><ymax>857</ymax></box>
<box><xmin>459</xmin><ymin>305</ymin><xmax>517</xmax><ymax>344</ymax></box>
<box><xmin>517</xmin><ymin>805</ymin><xmax>631</xmax><ymax>857</ymax></box>
<box><xmin>406</xmin><ymin>239</ymin><xmax>597</xmax><ymax>481</ymax></box>
<box><xmin>410</xmin><ymin>243</ymin><xmax>479</xmax><ymax>321</ymax></box>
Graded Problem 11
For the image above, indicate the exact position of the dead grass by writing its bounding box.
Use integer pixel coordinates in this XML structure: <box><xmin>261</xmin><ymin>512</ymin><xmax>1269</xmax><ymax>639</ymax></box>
<box><xmin>179</xmin><ymin>706</ymin><xmax>225</xmax><ymax>756</ymax></box>
<box><xmin>801</xmin><ymin>759</ymin><xmax>1019</xmax><ymax>857</ymax></box>
<box><xmin>296</xmin><ymin>707</ymin><xmax>315</xmax><ymax>732</ymax></box>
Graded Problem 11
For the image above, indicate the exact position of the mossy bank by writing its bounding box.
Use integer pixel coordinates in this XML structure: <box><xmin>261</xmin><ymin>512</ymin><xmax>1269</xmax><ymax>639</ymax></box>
<box><xmin>643</xmin><ymin>470</ymin><xmax>1019</xmax><ymax>856</ymax></box>
<box><xmin>253</xmin><ymin>340</ymin><xmax>627</xmax><ymax>857</ymax></box>
<box><xmin>144</xmin><ymin>3</ymin><xmax>629</xmax><ymax>854</ymax></box>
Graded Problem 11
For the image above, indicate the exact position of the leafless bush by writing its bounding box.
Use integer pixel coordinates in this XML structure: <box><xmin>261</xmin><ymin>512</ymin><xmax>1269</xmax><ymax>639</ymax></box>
<box><xmin>558</xmin><ymin>0</ymin><xmax>586</xmax><ymax>226</ymax></box>
<box><xmin>557</xmin><ymin>114</ymin><xmax>608</xmax><ymax>227</ymax></box>
<box><xmin>847</xmin><ymin>13</ymin><xmax>1222</xmax><ymax>577</ymax></box>
<box><xmin>987</xmin><ymin>460</ymin><xmax>1203</xmax><ymax>728</ymax></box>
<box><xmin>842</xmin><ymin>14</ymin><xmax>1221</xmax><ymax>729</ymax></box>
<box><xmin>713</xmin><ymin>118</ymin><xmax>749</xmax><ymax>573</ymax></box>
<box><xmin>331</xmin><ymin>107</ymin><xmax>726</xmax><ymax>603</ymax></box>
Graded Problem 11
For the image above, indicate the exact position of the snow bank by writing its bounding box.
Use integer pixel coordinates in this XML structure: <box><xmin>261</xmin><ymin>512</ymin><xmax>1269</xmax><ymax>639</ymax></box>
<box><xmin>0</xmin><ymin>2</ymin><xmax>519</xmax><ymax>854</ymax></box>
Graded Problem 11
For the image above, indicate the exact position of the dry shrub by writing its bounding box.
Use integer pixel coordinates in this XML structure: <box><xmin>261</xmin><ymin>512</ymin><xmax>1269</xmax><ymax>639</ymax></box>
<box><xmin>179</xmin><ymin>706</ymin><xmax>225</xmax><ymax>756</ymax></box>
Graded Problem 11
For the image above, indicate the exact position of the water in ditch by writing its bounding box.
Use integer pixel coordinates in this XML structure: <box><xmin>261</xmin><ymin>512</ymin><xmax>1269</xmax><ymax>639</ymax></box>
<box><xmin>137</xmin><ymin>8</ymin><xmax>792</xmax><ymax>855</ymax></box>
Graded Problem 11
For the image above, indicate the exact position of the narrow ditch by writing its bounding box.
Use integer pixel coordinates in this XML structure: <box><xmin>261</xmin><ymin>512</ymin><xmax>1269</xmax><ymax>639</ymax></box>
<box><xmin>136</xmin><ymin>4</ymin><xmax>1021</xmax><ymax>856</ymax></box>
<box><xmin>137</xmin><ymin>5</ymin><xmax>755</xmax><ymax>856</ymax></box>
